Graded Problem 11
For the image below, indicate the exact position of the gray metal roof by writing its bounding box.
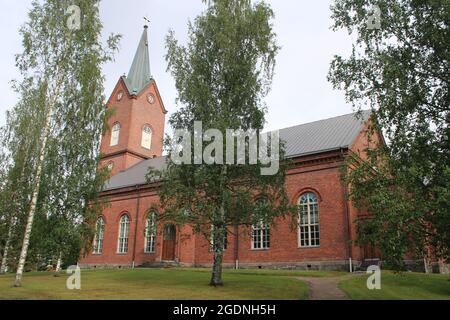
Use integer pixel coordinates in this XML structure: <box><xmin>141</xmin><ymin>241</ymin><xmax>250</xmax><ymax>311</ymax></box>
<box><xmin>279</xmin><ymin>110</ymin><xmax>371</xmax><ymax>158</ymax></box>
<box><xmin>104</xmin><ymin>111</ymin><xmax>371</xmax><ymax>191</ymax></box>
<box><xmin>105</xmin><ymin>156</ymin><xmax>167</xmax><ymax>191</ymax></box>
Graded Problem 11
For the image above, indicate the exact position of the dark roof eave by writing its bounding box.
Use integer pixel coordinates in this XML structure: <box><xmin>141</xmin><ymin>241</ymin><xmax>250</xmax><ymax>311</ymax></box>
<box><xmin>102</xmin><ymin>179</ymin><xmax>162</xmax><ymax>193</ymax></box>
<box><xmin>285</xmin><ymin>146</ymin><xmax>349</xmax><ymax>160</ymax></box>
<box><xmin>102</xmin><ymin>147</ymin><xmax>350</xmax><ymax>192</ymax></box>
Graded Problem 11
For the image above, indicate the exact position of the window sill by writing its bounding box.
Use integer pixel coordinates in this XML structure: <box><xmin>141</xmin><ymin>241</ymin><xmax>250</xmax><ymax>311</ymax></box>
<box><xmin>298</xmin><ymin>246</ymin><xmax>320</xmax><ymax>249</ymax></box>
<box><xmin>116</xmin><ymin>253</ymin><xmax>128</xmax><ymax>255</ymax></box>
<box><xmin>144</xmin><ymin>252</ymin><xmax>156</xmax><ymax>255</ymax></box>
<box><xmin>250</xmin><ymin>248</ymin><xmax>270</xmax><ymax>251</ymax></box>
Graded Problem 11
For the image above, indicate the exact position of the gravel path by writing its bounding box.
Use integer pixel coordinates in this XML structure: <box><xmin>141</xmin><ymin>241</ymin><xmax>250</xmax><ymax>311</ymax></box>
<box><xmin>296</xmin><ymin>276</ymin><xmax>349</xmax><ymax>300</ymax></box>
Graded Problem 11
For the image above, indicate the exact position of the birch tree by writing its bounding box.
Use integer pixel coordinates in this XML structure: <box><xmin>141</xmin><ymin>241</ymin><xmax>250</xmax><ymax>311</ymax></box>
<box><xmin>8</xmin><ymin>0</ymin><xmax>120</xmax><ymax>286</ymax></box>
<box><xmin>0</xmin><ymin>84</ymin><xmax>46</xmax><ymax>274</ymax></box>
<box><xmin>152</xmin><ymin>0</ymin><xmax>295</xmax><ymax>286</ymax></box>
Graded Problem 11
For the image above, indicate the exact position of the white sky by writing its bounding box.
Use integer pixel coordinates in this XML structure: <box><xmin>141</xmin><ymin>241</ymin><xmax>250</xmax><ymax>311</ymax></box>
<box><xmin>0</xmin><ymin>0</ymin><xmax>355</xmax><ymax>132</ymax></box>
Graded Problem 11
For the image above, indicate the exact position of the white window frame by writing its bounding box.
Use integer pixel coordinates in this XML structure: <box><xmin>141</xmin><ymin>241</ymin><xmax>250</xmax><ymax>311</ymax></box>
<box><xmin>141</xmin><ymin>125</ymin><xmax>152</xmax><ymax>150</ymax></box>
<box><xmin>298</xmin><ymin>192</ymin><xmax>320</xmax><ymax>248</ymax></box>
<box><xmin>145</xmin><ymin>212</ymin><xmax>157</xmax><ymax>253</ymax></box>
<box><xmin>251</xmin><ymin>221</ymin><xmax>270</xmax><ymax>250</ymax></box>
<box><xmin>117</xmin><ymin>215</ymin><xmax>130</xmax><ymax>254</ymax></box>
<box><xmin>110</xmin><ymin>122</ymin><xmax>121</xmax><ymax>146</ymax></box>
<box><xmin>93</xmin><ymin>217</ymin><xmax>105</xmax><ymax>254</ymax></box>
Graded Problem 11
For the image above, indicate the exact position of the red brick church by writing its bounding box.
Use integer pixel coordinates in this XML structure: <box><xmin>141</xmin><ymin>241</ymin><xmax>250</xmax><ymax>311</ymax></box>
<box><xmin>80</xmin><ymin>26</ymin><xmax>383</xmax><ymax>271</ymax></box>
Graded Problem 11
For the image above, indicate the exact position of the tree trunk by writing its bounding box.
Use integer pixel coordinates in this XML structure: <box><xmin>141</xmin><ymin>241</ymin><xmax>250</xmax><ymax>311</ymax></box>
<box><xmin>210</xmin><ymin>251</ymin><xmax>224</xmax><ymax>286</ymax></box>
<box><xmin>54</xmin><ymin>252</ymin><xmax>62</xmax><ymax>277</ymax></box>
<box><xmin>2</xmin><ymin>150</ymin><xmax>30</xmax><ymax>275</ymax></box>
<box><xmin>210</xmin><ymin>225</ymin><xmax>225</xmax><ymax>287</ymax></box>
<box><xmin>423</xmin><ymin>257</ymin><xmax>431</xmax><ymax>274</ymax></box>
<box><xmin>14</xmin><ymin>101</ymin><xmax>53</xmax><ymax>287</ymax></box>
<box><xmin>0</xmin><ymin>217</ymin><xmax>14</xmax><ymax>274</ymax></box>
<box><xmin>210</xmin><ymin>166</ymin><xmax>227</xmax><ymax>287</ymax></box>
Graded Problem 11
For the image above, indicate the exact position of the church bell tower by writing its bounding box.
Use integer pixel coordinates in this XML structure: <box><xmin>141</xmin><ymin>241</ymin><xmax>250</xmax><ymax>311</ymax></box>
<box><xmin>100</xmin><ymin>25</ymin><xmax>167</xmax><ymax>176</ymax></box>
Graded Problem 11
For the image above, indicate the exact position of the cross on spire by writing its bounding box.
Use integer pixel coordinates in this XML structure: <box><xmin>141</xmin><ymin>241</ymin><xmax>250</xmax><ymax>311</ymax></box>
<box><xmin>144</xmin><ymin>16</ymin><xmax>150</xmax><ymax>28</ymax></box>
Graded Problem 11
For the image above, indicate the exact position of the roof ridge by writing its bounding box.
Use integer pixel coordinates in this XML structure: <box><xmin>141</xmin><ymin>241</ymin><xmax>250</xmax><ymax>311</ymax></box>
<box><xmin>277</xmin><ymin>110</ymin><xmax>371</xmax><ymax>132</ymax></box>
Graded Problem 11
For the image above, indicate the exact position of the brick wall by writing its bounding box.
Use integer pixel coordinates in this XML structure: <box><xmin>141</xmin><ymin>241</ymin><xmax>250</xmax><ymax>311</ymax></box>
<box><xmin>99</xmin><ymin>78</ymin><xmax>166</xmax><ymax>176</ymax></box>
<box><xmin>191</xmin><ymin>152</ymin><xmax>351</xmax><ymax>268</ymax></box>
<box><xmin>80</xmin><ymin>151</ymin><xmax>360</xmax><ymax>270</ymax></box>
<box><xmin>80</xmin><ymin>78</ymin><xmax>378</xmax><ymax>270</ymax></box>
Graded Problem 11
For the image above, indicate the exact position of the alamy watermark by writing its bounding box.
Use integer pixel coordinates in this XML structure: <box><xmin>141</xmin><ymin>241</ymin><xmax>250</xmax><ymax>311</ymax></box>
<box><xmin>171</xmin><ymin>121</ymin><xmax>280</xmax><ymax>176</ymax></box>
<box><xmin>366</xmin><ymin>265</ymin><xmax>381</xmax><ymax>290</ymax></box>
<box><xmin>366</xmin><ymin>5</ymin><xmax>381</xmax><ymax>30</ymax></box>
<box><xmin>66</xmin><ymin>265</ymin><xmax>81</xmax><ymax>290</ymax></box>
<box><xmin>66</xmin><ymin>5</ymin><xmax>81</xmax><ymax>31</ymax></box>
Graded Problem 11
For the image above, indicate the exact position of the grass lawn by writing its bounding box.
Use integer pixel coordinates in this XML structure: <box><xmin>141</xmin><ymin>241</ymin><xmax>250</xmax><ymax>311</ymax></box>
<box><xmin>0</xmin><ymin>268</ymin><xmax>314</xmax><ymax>300</ymax></box>
<box><xmin>2</xmin><ymin>268</ymin><xmax>447</xmax><ymax>300</ymax></box>
<box><xmin>339</xmin><ymin>271</ymin><xmax>450</xmax><ymax>300</ymax></box>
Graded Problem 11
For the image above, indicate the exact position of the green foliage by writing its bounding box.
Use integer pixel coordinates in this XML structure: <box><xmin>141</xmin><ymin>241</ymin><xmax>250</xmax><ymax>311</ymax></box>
<box><xmin>329</xmin><ymin>0</ymin><xmax>449</xmax><ymax>268</ymax></box>
<box><xmin>0</xmin><ymin>0</ymin><xmax>120</xmax><ymax>272</ymax></box>
<box><xmin>344</xmin><ymin>149</ymin><xmax>430</xmax><ymax>270</ymax></box>
<box><xmin>149</xmin><ymin>0</ymin><xmax>295</xmax><ymax>285</ymax></box>
<box><xmin>0</xmin><ymin>84</ymin><xmax>48</xmax><ymax>272</ymax></box>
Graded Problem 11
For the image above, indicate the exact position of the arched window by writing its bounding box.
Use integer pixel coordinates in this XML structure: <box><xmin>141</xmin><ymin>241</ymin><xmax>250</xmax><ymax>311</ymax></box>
<box><xmin>110</xmin><ymin>122</ymin><xmax>121</xmax><ymax>146</ymax></box>
<box><xmin>145</xmin><ymin>211</ymin><xmax>157</xmax><ymax>253</ymax></box>
<box><xmin>251</xmin><ymin>199</ymin><xmax>270</xmax><ymax>250</ymax></box>
<box><xmin>298</xmin><ymin>192</ymin><xmax>320</xmax><ymax>247</ymax></box>
<box><xmin>93</xmin><ymin>217</ymin><xmax>105</xmax><ymax>254</ymax></box>
<box><xmin>117</xmin><ymin>214</ymin><xmax>130</xmax><ymax>254</ymax></box>
<box><xmin>141</xmin><ymin>125</ymin><xmax>152</xmax><ymax>149</ymax></box>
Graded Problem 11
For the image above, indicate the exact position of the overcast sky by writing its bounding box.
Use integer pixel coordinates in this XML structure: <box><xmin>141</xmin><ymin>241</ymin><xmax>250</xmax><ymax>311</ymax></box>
<box><xmin>0</xmin><ymin>0</ymin><xmax>355</xmax><ymax>132</ymax></box>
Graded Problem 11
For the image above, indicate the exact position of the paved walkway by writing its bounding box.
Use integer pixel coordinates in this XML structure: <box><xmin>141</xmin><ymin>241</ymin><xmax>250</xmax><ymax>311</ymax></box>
<box><xmin>296</xmin><ymin>276</ymin><xmax>349</xmax><ymax>300</ymax></box>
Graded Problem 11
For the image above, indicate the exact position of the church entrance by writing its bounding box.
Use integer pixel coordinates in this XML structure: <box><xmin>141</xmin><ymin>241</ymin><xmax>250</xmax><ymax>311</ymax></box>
<box><xmin>162</xmin><ymin>224</ymin><xmax>176</xmax><ymax>261</ymax></box>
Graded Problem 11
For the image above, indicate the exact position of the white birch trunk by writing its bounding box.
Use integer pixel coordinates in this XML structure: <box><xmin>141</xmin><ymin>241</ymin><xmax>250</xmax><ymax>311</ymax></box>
<box><xmin>210</xmin><ymin>166</ymin><xmax>227</xmax><ymax>287</ymax></box>
<box><xmin>423</xmin><ymin>257</ymin><xmax>431</xmax><ymax>274</ymax></box>
<box><xmin>14</xmin><ymin>101</ymin><xmax>54</xmax><ymax>287</ymax></box>
<box><xmin>0</xmin><ymin>217</ymin><xmax>15</xmax><ymax>274</ymax></box>
<box><xmin>2</xmin><ymin>150</ymin><xmax>30</xmax><ymax>275</ymax></box>
<box><xmin>54</xmin><ymin>252</ymin><xmax>62</xmax><ymax>276</ymax></box>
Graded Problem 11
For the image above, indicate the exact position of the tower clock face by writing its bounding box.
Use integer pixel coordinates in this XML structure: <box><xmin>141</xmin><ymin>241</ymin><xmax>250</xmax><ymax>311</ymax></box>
<box><xmin>147</xmin><ymin>93</ymin><xmax>155</xmax><ymax>104</ymax></box>
<box><xmin>117</xmin><ymin>91</ymin><xmax>124</xmax><ymax>101</ymax></box>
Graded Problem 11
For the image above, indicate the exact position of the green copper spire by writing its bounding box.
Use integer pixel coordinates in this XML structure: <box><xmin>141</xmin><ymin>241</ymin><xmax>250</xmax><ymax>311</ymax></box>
<box><xmin>125</xmin><ymin>25</ymin><xmax>152</xmax><ymax>95</ymax></box>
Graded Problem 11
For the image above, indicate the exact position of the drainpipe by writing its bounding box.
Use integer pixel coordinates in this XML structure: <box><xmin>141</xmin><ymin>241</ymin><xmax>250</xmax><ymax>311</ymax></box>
<box><xmin>175</xmin><ymin>225</ymin><xmax>180</xmax><ymax>263</ymax></box>
<box><xmin>234</xmin><ymin>224</ymin><xmax>239</xmax><ymax>270</ymax></box>
<box><xmin>340</xmin><ymin>148</ymin><xmax>353</xmax><ymax>272</ymax></box>
<box><xmin>132</xmin><ymin>185</ymin><xmax>142</xmax><ymax>269</ymax></box>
